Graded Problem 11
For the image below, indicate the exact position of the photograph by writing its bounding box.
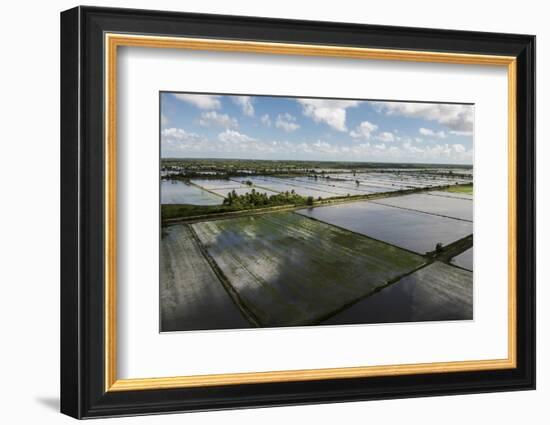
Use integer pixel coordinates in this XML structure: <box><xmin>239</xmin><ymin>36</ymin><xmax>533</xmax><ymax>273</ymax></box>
<box><xmin>57</xmin><ymin>5</ymin><xmax>536</xmax><ymax>419</ymax></box>
<box><xmin>159</xmin><ymin>92</ymin><xmax>474</xmax><ymax>332</ymax></box>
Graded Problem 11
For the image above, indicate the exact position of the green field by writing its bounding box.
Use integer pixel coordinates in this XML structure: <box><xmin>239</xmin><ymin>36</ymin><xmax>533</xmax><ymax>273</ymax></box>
<box><xmin>191</xmin><ymin>212</ymin><xmax>426</xmax><ymax>327</ymax></box>
<box><xmin>162</xmin><ymin>203</ymin><xmax>239</xmax><ymax>220</ymax></box>
<box><xmin>447</xmin><ymin>184</ymin><xmax>473</xmax><ymax>195</ymax></box>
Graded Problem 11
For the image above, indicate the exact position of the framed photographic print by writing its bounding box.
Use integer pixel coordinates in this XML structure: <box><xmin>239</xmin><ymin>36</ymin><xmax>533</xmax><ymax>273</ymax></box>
<box><xmin>60</xmin><ymin>6</ymin><xmax>535</xmax><ymax>419</ymax></box>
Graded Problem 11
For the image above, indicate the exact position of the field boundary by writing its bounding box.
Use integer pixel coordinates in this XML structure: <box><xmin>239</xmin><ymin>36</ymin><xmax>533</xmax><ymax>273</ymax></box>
<box><xmin>162</xmin><ymin>183</ymin><xmax>471</xmax><ymax>225</ymax></box>
<box><xmin>429</xmin><ymin>234</ymin><xmax>473</xmax><ymax>264</ymax></box>
<box><xmin>427</xmin><ymin>192</ymin><xmax>473</xmax><ymax>201</ymax></box>
<box><xmin>296</xmin><ymin>210</ymin><xmax>427</xmax><ymax>257</ymax></box>
<box><xmin>187</xmin><ymin>223</ymin><xmax>261</xmax><ymax>327</ymax></box>
<box><xmin>315</xmin><ymin>234</ymin><xmax>473</xmax><ymax>324</ymax></box>
<box><xmin>313</xmin><ymin>261</ymin><xmax>432</xmax><ymax>325</ymax></box>
<box><xmin>369</xmin><ymin>199</ymin><xmax>473</xmax><ymax>223</ymax></box>
<box><xmin>186</xmin><ymin>180</ymin><xmax>226</xmax><ymax>199</ymax></box>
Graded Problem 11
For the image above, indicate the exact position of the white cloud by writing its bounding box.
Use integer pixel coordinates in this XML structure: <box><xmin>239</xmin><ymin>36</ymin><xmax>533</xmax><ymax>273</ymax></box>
<box><xmin>449</xmin><ymin>130</ymin><xmax>474</xmax><ymax>137</ymax></box>
<box><xmin>161</xmin><ymin>127</ymin><xmax>203</xmax><ymax>143</ymax></box>
<box><xmin>275</xmin><ymin>113</ymin><xmax>300</xmax><ymax>132</ymax></box>
<box><xmin>261</xmin><ymin>114</ymin><xmax>272</xmax><ymax>126</ymax></box>
<box><xmin>400</xmin><ymin>141</ymin><xmax>472</xmax><ymax>162</ymax></box>
<box><xmin>311</xmin><ymin>140</ymin><xmax>340</xmax><ymax>154</ymax></box>
<box><xmin>218</xmin><ymin>129</ymin><xmax>255</xmax><ymax>143</ymax></box>
<box><xmin>161</xmin><ymin>114</ymin><xmax>168</xmax><ymax>126</ymax></box>
<box><xmin>374</xmin><ymin>102</ymin><xmax>473</xmax><ymax>132</ymax></box>
<box><xmin>419</xmin><ymin>127</ymin><xmax>447</xmax><ymax>138</ymax></box>
<box><xmin>376</xmin><ymin>131</ymin><xmax>396</xmax><ymax>143</ymax></box>
<box><xmin>172</xmin><ymin>93</ymin><xmax>221</xmax><ymax>109</ymax></box>
<box><xmin>198</xmin><ymin>111</ymin><xmax>238</xmax><ymax>129</ymax></box>
<box><xmin>161</xmin><ymin>127</ymin><xmax>208</xmax><ymax>156</ymax></box>
<box><xmin>350</xmin><ymin>121</ymin><xmax>378</xmax><ymax>140</ymax></box>
<box><xmin>298</xmin><ymin>99</ymin><xmax>360</xmax><ymax>131</ymax></box>
<box><xmin>232</xmin><ymin>96</ymin><xmax>254</xmax><ymax>116</ymax></box>
<box><xmin>162</xmin><ymin>126</ymin><xmax>472</xmax><ymax>164</ymax></box>
<box><xmin>452</xmin><ymin>143</ymin><xmax>466</xmax><ymax>153</ymax></box>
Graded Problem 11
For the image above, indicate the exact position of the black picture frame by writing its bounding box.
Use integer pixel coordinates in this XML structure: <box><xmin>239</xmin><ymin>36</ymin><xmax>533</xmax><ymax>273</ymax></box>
<box><xmin>61</xmin><ymin>5</ymin><xmax>536</xmax><ymax>419</ymax></box>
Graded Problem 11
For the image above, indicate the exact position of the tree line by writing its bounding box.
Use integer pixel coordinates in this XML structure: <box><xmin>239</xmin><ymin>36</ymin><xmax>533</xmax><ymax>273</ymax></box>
<box><xmin>222</xmin><ymin>188</ymin><xmax>312</xmax><ymax>208</ymax></box>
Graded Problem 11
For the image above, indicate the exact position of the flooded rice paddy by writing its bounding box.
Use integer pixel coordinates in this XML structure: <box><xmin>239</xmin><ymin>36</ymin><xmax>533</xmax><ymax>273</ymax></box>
<box><xmin>451</xmin><ymin>247</ymin><xmax>473</xmax><ymax>271</ymax></box>
<box><xmin>162</xmin><ymin>170</ymin><xmax>471</xmax><ymax>205</ymax></box>
<box><xmin>190</xmin><ymin>213</ymin><xmax>425</xmax><ymax>327</ymax></box>
<box><xmin>160</xmin><ymin>168</ymin><xmax>473</xmax><ymax>332</ymax></box>
<box><xmin>190</xmin><ymin>179</ymin><xmax>243</xmax><ymax>190</ymax></box>
<box><xmin>372</xmin><ymin>193</ymin><xmax>473</xmax><ymax>221</ymax></box>
<box><xmin>161</xmin><ymin>180</ymin><xmax>222</xmax><ymax>205</ymax></box>
<box><xmin>323</xmin><ymin>261</ymin><xmax>473</xmax><ymax>325</ymax></box>
<box><xmin>238</xmin><ymin>176</ymin><xmax>340</xmax><ymax>198</ymax></box>
<box><xmin>428</xmin><ymin>190</ymin><xmax>473</xmax><ymax>200</ymax></box>
<box><xmin>160</xmin><ymin>225</ymin><xmax>250</xmax><ymax>331</ymax></box>
<box><xmin>208</xmin><ymin>186</ymin><xmax>279</xmax><ymax>197</ymax></box>
<box><xmin>297</xmin><ymin>201</ymin><xmax>472</xmax><ymax>254</ymax></box>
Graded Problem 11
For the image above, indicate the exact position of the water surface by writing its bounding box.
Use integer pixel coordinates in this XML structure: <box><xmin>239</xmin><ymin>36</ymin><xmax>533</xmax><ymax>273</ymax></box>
<box><xmin>322</xmin><ymin>261</ymin><xmax>473</xmax><ymax>325</ymax></box>
<box><xmin>297</xmin><ymin>201</ymin><xmax>472</xmax><ymax>254</ymax></box>
<box><xmin>451</xmin><ymin>247</ymin><xmax>473</xmax><ymax>271</ymax></box>
<box><xmin>373</xmin><ymin>193</ymin><xmax>473</xmax><ymax>221</ymax></box>
<box><xmin>161</xmin><ymin>180</ymin><xmax>222</xmax><ymax>205</ymax></box>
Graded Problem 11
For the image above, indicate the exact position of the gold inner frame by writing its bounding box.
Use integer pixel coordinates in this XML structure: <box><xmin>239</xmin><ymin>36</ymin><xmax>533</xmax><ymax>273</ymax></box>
<box><xmin>104</xmin><ymin>33</ymin><xmax>517</xmax><ymax>392</ymax></box>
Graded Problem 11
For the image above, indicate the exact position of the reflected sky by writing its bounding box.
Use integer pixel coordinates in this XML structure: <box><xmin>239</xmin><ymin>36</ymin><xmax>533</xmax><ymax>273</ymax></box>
<box><xmin>372</xmin><ymin>193</ymin><xmax>473</xmax><ymax>221</ymax></box>
<box><xmin>191</xmin><ymin>213</ymin><xmax>425</xmax><ymax>327</ymax></box>
<box><xmin>161</xmin><ymin>180</ymin><xmax>222</xmax><ymax>205</ymax></box>
<box><xmin>297</xmin><ymin>201</ymin><xmax>472</xmax><ymax>254</ymax></box>
<box><xmin>451</xmin><ymin>247</ymin><xmax>473</xmax><ymax>271</ymax></box>
<box><xmin>323</xmin><ymin>261</ymin><xmax>473</xmax><ymax>325</ymax></box>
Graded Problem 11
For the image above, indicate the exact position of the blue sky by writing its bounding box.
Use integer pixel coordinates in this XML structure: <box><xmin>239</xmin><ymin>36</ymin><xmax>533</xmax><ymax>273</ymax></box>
<box><xmin>160</xmin><ymin>92</ymin><xmax>473</xmax><ymax>164</ymax></box>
